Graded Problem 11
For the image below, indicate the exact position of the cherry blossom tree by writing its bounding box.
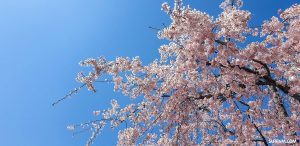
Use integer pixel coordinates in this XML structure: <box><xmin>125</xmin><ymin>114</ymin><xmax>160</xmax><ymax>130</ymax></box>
<box><xmin>56</xmin><ymin>0</ymin><xmax>300</xmax><ymax>145</ymax></box>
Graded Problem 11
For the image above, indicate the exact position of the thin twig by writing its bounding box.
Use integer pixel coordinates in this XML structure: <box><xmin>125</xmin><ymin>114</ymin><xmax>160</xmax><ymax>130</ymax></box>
<box><xmin>52</xmin><ymin>84</ymin><xmax>86</xmax><ymax>106</ymax></box>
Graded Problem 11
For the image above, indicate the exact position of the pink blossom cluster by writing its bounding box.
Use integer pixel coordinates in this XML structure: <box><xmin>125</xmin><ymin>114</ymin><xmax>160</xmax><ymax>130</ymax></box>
<box><xmin>68</xmin><ymin>0</ymin><xmax>300</xmax><ymax>145</ymax></box>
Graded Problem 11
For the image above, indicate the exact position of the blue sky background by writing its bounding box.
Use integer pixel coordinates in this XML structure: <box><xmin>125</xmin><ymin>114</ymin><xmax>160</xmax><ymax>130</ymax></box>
<box><xmin>0</xmin><ymin>0</ymin><xmax>299</xmax><ymax>146</ymax></box>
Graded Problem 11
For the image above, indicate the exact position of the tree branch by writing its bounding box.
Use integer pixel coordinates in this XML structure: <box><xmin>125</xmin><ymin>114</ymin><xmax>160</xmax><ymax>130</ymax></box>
<box><xmin>252</xmin><ymin>120</ymin><xmax>268</xmax><ymax>146</ymax></box>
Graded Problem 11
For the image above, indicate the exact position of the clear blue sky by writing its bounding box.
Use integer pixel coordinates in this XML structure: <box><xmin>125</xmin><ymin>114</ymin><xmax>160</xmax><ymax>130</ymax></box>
<box><xmin>0</xmin><ymin>0</ymin><xmax>298</xmax><ymax>146</ymax></box>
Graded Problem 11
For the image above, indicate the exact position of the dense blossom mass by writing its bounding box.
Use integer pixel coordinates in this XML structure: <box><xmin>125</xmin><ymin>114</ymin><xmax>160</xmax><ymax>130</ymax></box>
<box><xmin>64</xmin><ymin>0</ymin><xmax>300</xmax><ymax>145</ymax></box>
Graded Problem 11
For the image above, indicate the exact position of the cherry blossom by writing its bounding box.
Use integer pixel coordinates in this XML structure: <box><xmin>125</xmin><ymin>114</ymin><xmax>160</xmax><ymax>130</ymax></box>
<box><xmin>58</xmin><ymin>0</ymin><xmax>300</xmax><ymax>145</ymax></box>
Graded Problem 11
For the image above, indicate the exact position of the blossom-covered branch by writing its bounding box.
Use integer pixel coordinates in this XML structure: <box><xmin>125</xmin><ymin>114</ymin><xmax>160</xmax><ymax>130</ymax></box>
<box><xmin>60</xmin><ymin>0</ymin><xmax>300</xmax><ymax>145</ymax></box>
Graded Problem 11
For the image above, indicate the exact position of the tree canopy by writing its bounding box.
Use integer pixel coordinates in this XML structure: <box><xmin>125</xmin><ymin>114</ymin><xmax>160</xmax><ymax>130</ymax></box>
<box><xmin>59</xmin><ymin>0</ymin><xmax>300</xmax><ymax>145</ymax></box>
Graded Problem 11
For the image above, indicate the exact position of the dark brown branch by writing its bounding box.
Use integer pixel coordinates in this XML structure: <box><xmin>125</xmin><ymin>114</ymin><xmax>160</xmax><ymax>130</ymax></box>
<box><xmin>213</xmin><ymin>119</ymin><xmax>235</xmax><ymax>135</ymax></box>
<box><xmin>271</xmin><ymin>86</ymin><xmax>289</xmax><ymax>117</ymax></box>
<box><xmin>228</xmin><ymin>59</ymin><xmax>299</xmax><ymax>102</ymax></box>
<box><xmin>235</xmin><ymin>100</ymin><xmax>268</xmax><ymax>146</ymax></box>
<box><xmin>239</xmin><ymin>100</ymin><xmax>250</xmax><ymax>110</ymax></box>
<box><xmin>214</xmin><ymin>39</ymin><xmax>299</xmax><ymax>101</ymax></box>
<box><xmin>191</xmin><ymin>93</ymin><xmax>214</xmax><ymax>100</ymax></box>
<box><xmin>215</xmin><ymin>39</ymin><xmax>227</xmax><ymax>46</ymax></box>
<box><xmin>234</xmin><ymin>100</ymin><xmax>268</xmax><ymax>145</ymax></box>
<box><xmin>252</xmin><ymin>120</ymin><xmax>268</xmax><ymax>146</ymax></box>
<box><xmin>252</xmin><ymin>59</ymin><xmax>271</xmax><ymax>76</ymax></box>
<box><xmin>261</xmin><ymin>75</ymin><xmax>300</xmax><ymax>102</ymax></box>
<box><xmin>292</xmin><ymin>94</ymin><xmax>300</xmax><ymax>101</ymax></box>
